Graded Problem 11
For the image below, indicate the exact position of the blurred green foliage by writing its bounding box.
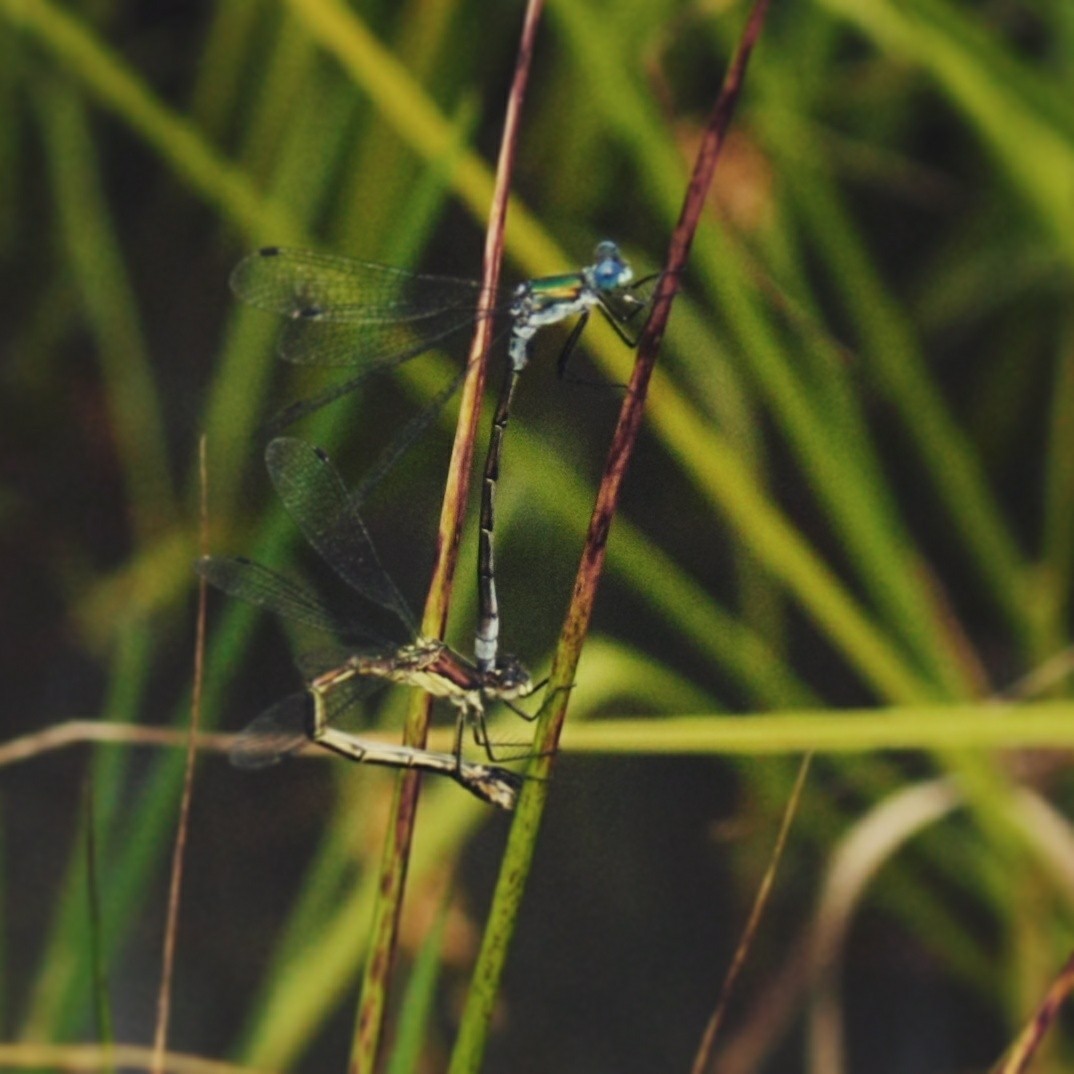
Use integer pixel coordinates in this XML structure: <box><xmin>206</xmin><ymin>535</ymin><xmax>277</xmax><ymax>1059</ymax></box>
<box><xmin>2</xmin><ymin>0</ymin><xmax>1074</xmax><ymax>1071</ymax></box>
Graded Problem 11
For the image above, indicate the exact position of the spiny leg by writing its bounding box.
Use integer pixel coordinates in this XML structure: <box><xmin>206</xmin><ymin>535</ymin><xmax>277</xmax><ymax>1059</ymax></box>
<box><xmin>555</xmin><ymin>309</ymin><xmax>592</xmax><ymax>379</ymax></box>
<box><xmin>468</xmin><ymin>705</ymin><xmax>542</xmax><ymax>763</ymax></box>
<box><xmin>596</xmin><ymin>271</ymin><xmax>662</xmax><ymax>347</ymax></box>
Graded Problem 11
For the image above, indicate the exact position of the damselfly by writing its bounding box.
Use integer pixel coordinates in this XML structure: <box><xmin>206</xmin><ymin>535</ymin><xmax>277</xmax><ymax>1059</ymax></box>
<box><xmin>230</xmin><ymin>242</ymin><xmax>656</xmax><ymax>670</ymax></box>
<box><xmin>197</xmin><ymin>437</ymin><xmax>537</xmax><ymax>810</ymax></box>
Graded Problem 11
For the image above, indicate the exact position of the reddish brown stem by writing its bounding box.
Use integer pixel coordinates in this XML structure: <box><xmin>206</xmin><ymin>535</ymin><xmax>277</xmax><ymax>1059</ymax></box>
<box><xmin>348</xmin><ymin>3</ymin><xmax>547</xmax><ymax>1071</ymax></box>
<box><xmin>540</xmin><ymin>0</ymin><xmax>773</xmax><ymax>758</ymax></box>
<box><xmin>449</xmin><ymin>5</ymin><xmax>774</xmax><ymax>1069</ymax></box>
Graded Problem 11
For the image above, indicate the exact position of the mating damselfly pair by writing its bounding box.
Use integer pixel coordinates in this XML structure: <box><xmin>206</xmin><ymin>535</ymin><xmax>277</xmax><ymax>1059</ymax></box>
<box><xmin>198</xmin><ymin>437</ymin><xmax>534</xmax><ymax>809</ymax></box>
<box><xmin>203</xmin><ymin>242</ymin><xmax>656</xmax><ymax>808</ymax></box>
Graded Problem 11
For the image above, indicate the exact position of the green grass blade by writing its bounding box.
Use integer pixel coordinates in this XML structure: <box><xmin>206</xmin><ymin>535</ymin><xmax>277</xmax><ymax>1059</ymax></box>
<box><xmin>36</xmin><ymin>77</ymin><xmax>178</xmax><ymax>543</ymax></box>
<box><xmin>383</xmin><ymin>892</ymin><xmax>451</xmax><ymax>1074</ymax></box>
<box><xmin>819</xmin><ymin>0</ymin><xmax>1074</xmax><ymax>262</ymax></box>
<box><xmin>0</xmin><ymin>0</ymin><xmax>294</xmax><ymax>239</ymax></box>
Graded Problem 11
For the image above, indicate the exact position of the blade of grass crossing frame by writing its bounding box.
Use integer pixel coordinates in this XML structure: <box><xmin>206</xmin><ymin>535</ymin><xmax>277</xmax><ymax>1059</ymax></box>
<box><xmin>83</xmin><ymin>777</ymin><xmax>115</xmax><ymax>1058</ymax></box>
<box><xmin>384</xmin><ymin>893</ymin><xmax>452</xmax><ymax>1074</ymax></box>
<box><xmin>37</xmin><ymin>79</ymin><xmax>178</xmax><ymax>544</ymax></box>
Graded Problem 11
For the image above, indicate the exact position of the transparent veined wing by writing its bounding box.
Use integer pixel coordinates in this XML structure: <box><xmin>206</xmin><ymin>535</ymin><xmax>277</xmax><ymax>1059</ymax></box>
<box><xmin>265</xmin><ymin>437</ymin><xmax>417</xmax><ymax>637</ymax></box>
<box><xmin>195</xmin><ymin>554</ymin><xmax>388</xmax><ymax>646</ymax></box>
<box><xmin>230</xmin><ymin>246</ymin><xmax>503</xmax><ymax>368</ymax></box>
<box><xmin>228</xmin><ymin>693</ymin><xmax>309</xmax><ymax>770</ymax></box>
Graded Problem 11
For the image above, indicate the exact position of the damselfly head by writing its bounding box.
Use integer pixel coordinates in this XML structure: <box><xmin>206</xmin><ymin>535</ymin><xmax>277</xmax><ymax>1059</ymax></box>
<box><xmin>459</xmin><ymin>765</ymin><xmax>523</xmax><ymax>811</ymax></box>
<box><xmin>483</xmin><ymin>654</ymin><xmax>535</xmax><ymax>699</ymax></box>
<box><xmin>589</xmin><ymin>241</ymin><xmax>633</xmax><ymax>291</ymax></box>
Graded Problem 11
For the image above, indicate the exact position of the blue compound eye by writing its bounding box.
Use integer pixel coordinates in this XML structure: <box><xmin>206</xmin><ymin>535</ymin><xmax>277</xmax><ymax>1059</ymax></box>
<box><xmin>591</xmin><ymin>241</ymin><xmax>631</xmax><ymax>289</ymax></box>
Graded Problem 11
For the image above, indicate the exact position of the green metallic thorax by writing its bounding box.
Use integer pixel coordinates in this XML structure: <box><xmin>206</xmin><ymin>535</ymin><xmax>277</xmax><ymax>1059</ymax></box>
<box><xmin>525</xmin><ymin>273</ymin><xmax>587</xmax><ymax>306</ymax></box>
